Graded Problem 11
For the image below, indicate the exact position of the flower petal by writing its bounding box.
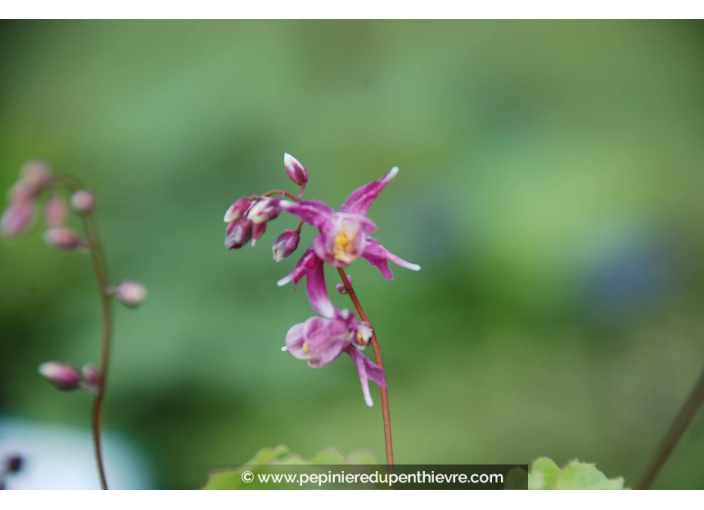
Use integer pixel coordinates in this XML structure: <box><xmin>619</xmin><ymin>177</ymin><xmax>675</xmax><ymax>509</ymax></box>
<box><xmin>361</xmin><ymin>237</ymin><xmax>420</xmax><ymax>280</ymax></box>
<box><xmin>280</xmin><ymin>200</ymin><xmax>335</xmax><ymax>232</ymax></box>
<box><xmin>277</xmin><ymin>248</ymin><xmax>334</xmax><ymax>318</ymax></box>
<box><xmin>340</xmin><ymin>166</ymin><xmax>399</xmax><ymax>216</ymax></box>
<box><xmin>346</xmin><ymin>346</ymin><xmax>387</xmax><ymax>407</ymax></box>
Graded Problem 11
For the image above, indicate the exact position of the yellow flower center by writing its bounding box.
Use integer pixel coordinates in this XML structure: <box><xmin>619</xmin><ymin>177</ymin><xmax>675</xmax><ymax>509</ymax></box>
<box><xmin>332</xmin><ymin>226</ymin><xmax>359</xmax><ymax>263</ymax></box>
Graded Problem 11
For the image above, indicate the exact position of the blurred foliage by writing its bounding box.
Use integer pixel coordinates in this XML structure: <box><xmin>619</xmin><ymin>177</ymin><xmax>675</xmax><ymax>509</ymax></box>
<box><xmin>528</xmin><ymin>457</ymin><xmax>625</xmax><ymax>490</ymax></box>
<box><xmin>1</xmin><ymin>20</ymin><xmax>704</xmax><ymax>489</ymax></box>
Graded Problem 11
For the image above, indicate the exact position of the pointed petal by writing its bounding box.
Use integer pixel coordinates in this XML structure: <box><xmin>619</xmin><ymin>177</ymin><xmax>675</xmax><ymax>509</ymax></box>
<box><xmin>340</xmin><ymin>167</ymin><xmax>399</xmax><ymax>216</ymax></box>
<box><xmin>361</xmin><ymin>237</ymin><xmax>420</xmax><ymax>280</ymax></box>
<box><xmin>305</xmin><ymin>255</ymin><xmax>334</xmax><ymax>318</ymax></box>
<box><xmin>280</xmin><ymin>200</ymin><xmax>335</xmax><ymax>232</ymax></box>
<box><xmin>346</xmin><ymin>346</ymin><xmax>387</xmax><ymax>407</ymax></box>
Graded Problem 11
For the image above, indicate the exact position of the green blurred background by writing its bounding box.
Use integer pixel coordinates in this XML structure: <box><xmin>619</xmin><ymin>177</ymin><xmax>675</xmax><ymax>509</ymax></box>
<box><xmin>1</xmin><ymin>20</ymin><xmax>703</xmax><ymax>489</ymax></box>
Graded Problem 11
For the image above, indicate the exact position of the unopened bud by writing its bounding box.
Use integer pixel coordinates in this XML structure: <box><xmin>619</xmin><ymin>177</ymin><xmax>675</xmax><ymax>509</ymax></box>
<box><xmin>225</xmin><ymin>217</ymin><xmax>253</xmax><ymax>250</ymax></box>
<box><xmin>38</xmin><ymin>362</ymin><xmax>81</xmax><ymax>390</ymax></box>
<box><xmin>112</xmin><ymin>280</ymin><xmax>147</xmax><ymax>308</ymax></box>
<box><xmin>6</xmin><ymin>455</ymin><xmax>23</xmax><ymax>474</ymax></box>
<box><xmin>224</xmin><ymin>197</ymin><xmax>252</xmax><ymax>223</ymax></box>
<box><xmin>43</xmin><ymin>227</ymin><xmax>85</xmax><ymax>250</ymax></box>
<box><xmin>284</xmin><ymin>153</ymin><xmax>308</xmax><ymax>186</ymax></box>
<box><xmin>247</xmin><ymin>197</ymin><xmax>281</xmax><ymax>224</ymax></box>
<box><xmin>336</xmin><ymin>275</ymin><xmax>353</xmax><ymax>294</ymax></box>
<box><xmin>1</xmin><ymin>200</ymin><xmax>34</xmax><ymax>239</ymax></box>
<box><xmin>272</xmin><ymin>230</ymin><xmax>300</xmax><ymax>262</ymax></box>
<box><xmin>44</xmin><ymin>196</ymin><xmax>67</xmax><ymax>227</ymax></box>
<box><xmin>70</xmin><ymin>190</ymin><xmax>96</xmax><ymax>213</ymax></box>
<box><xmin>19</xmin><ymin>161</ymin><xmax>52</xmax><ymax>196</ymax></box>
<box><xmin>251</xmin><ymin>221</ymin><xmax>267</xmax><ymax>247</ymax></box>
<box><xmin>81</xmin><ymin>364</ymin><xmax>100</xmax><ymax>393</ymax></box>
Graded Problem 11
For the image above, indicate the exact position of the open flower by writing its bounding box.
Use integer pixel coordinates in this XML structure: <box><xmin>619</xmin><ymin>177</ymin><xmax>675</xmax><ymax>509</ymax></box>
<box><xmin>283</xmin><ymin>308</ymin><xmax>385</xmax><ymax>406</ymax></box>
<box><xmin>278</xmin><ymin>167</ymin><xmax>419</xmax><ymax>314</ymax></box>
<box><xmin>280</xmin><ymin>167</ymin><xmax>420</xmax><ymax>276</ymax></box>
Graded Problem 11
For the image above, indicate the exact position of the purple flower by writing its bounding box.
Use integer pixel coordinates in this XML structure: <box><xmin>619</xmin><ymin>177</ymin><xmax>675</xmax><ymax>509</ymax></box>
<box><xmin>278</xmin><ymin>167</ymin><xmax>419</xmax><ymax>314</ymax></box>
<box><xmin>284</xmin><ymin>153</ymin><xmax>308</xmax><ymax>186</ymax></box>
<box><xmin>283</xmin><ymin>308</ymin><xmax>385</xmax><ymax>406</ymax></box>
<box><xmin>272</xmin><ymin>229</ymin><xmax>300</xmax><ymax>261</ymax></box>
<box><xmin>70</xmin><ymin>190</ymin><xmax>96</xmax><ymax>213</ymax></box>
<box><xmin>280</xmin><ymin>167</ymin><xmax>420</xmax><ymax>276</ymax></box>
<box><xmin>251</xmin><ymin>221</ymin><xmax>267</xmax><ymax>247</ymax></box>
<box><xmin>43</xmin><ymin>227</ymin><xmax>85</xmax><ymax>251</ymax></box>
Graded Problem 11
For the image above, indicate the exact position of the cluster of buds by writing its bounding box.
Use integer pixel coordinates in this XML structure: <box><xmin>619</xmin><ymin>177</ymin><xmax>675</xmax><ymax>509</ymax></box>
<box><xmin>0</xmin><ymin>454</ymin><xmax>24</xmax><ymax>490</ymax></box>
<box><xmin>1</xmin><ymin>160</ymin><xmax>96</xmax><ymax>251</ymax></box>
<box><xmin>224</xmin><ymin>153</ymin><xmax>308</xmax><ymax>255</ymax></box>
<box><xmin>224</xmin><ymin>153</ymin><xmax>420</xmax><ymax>406</ymax></box>
<box><xmin>38</xmin><ymin>361</ymin><xmax>101</xmax><ymax>394</ymax></box>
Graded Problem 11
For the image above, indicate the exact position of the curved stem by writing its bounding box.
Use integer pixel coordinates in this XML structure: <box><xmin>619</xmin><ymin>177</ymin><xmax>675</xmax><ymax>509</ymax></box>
<box><xmin>337</xmin><ymin>267</ymin><xmax>395</xmax><ymax>470</ymax></box>
<box><xmin>54</xmin><ymin>175</ymin><xmax>112</xmax><ymax>490</ymax></box>
<box><xmin>638</xmin><ymin>368</ymin><xmax>704</xmax><ymax>489</ymax></box>
<box><xmin>260</xmin><ymin>190</ymin><xmax>300</xmax><ymax>201</ymax></box>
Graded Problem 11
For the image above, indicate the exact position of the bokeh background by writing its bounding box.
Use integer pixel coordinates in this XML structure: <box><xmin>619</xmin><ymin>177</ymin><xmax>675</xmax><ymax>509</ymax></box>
<box><xmin>1</xmin><ymin>20</ymin><xmax>703</xmax><ymax>489</ymax></box>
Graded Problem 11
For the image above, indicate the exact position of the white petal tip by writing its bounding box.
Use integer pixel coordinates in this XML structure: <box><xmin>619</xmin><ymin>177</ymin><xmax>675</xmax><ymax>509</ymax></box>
<box><xmin>279</xmin><ymin>200</ymin><xmax>295</xmax><ymax>209</ymax></box>
<box><xmin>407</xmin><ymin>263</ymin><xmax>421</xmax><ymax>271</ymax></box>
<box><xmin>387</xmin><ymin>166</ymin><xmax>399</xmax><ymax>180</ymax></box>
<box><xmin>281</xmin><ymin>346</ymin><xmax>288</xmax><ymax>352</ymax></box>
<box><xmin>277</xmin><ymin>276</ymin><xmax>292</xmax><ymax>287</ymax></box>
<box><xmin>364</xmin><ymin>394</ymin><xmax>374</xmax><ymax>407</ymax></box>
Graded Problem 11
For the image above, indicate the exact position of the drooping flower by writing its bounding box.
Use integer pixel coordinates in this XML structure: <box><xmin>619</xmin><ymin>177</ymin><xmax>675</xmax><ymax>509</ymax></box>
<box><xmin>283</xmin><ymin>309</ymin><xmax>385</xmax><ymax>406</ymax></box>
<box><xmin>224</xmin><ymin>197</ymin><xmax>252</xmax><ymax>223</ymax></box>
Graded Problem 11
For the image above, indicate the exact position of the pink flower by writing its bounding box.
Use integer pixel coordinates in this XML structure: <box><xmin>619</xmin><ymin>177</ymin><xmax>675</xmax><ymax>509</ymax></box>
<box><xmin>278</xmin><ymin>167</ymin><xmax>419</xmax><ymax>314</ymax></box>
<box><xmin>284</xmin><ymin>153</ymin><xmax>308</xmax><ymax>186</ymax></box>
<box><xmin>1</xmin><ymin>200</ymin><xmax>34</xmax><ymax>239</ymax></box>
<box><xmin>283</xmin><ymin>309</ymin><xmax>385</xmax><ymax>406</ymax></box>
<box><xmin>272</xmin><ymin>229</ymin><xmax>300</xmax><ymax>261</ymax></box>
<box><xmin>38</xmin><ymin>362</ymin><xmax>82</xmax><ymax>391</ymax></box>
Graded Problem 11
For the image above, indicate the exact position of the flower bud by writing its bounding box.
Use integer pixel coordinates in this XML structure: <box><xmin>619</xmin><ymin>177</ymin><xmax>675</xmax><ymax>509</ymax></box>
<box><xmin>251</xmin><ymin>221</ymin><xmax>267</xmax><ymax>247</ymax></box>
<box><xmin>19</xmin><ymin>161</ymin><xmax>52</xmax><ymax>196</ymax></box>
<box><xmin>225</xmin><ymin>217</ymin><xmax>253</xmax><ymax>249</ymax></box>
<box><xmin>224</xmin><ymin>197</ymin><xmax>251</xmax><ymax>223</ymax></box>
<box><xmin>336</xmin><ymin>275</ymin><xmax>353</xmax><ymax>294</ymax></box>
<box><xmin>272</xmin><ymin>229</ymin><xmax>300</xmax><ymax>262</ymax></box>
<box><xmin>43</xmin><ymin>227</ymin><xmax>85</xmax><ymax>250</ymax></box>
<box><xmin>113</xmin><ymin>280</ymin><xmax>147</xmax><ymax>308</ymax></box>
<box><xmin>38</xmin><ymin>362</ymin><xmax>81</xmax><ymax>390</ymax></box>
<box><xmin>81</xmin><ymin>364</ymin><xmax>100</xmax><ymax>393</ymax></box>
<box><xmin>247</xmin><ymin>197</ymin><xmax>281</xmax><ymax>224</ymax></box>
<box><xmin>1</xmin><ymin>200</ymin><xmax>34</xmax><ymax>239</ymax></box>
<box><xmin>284</xmin><ymin>153</ymin><xmax>308</xmax><ymax>186</ymax></box>
<box><xmin>44</xmin><ymin>196</ymin><xmax>67</xmax><ymax>227</ymax></box>
<box><xmin>70</xmin><ymin>190</ymin><xmax>96</xmax><ymax>213</ymax></box>
<box><xmin>5</xmin><ymin>455</ymin><xmax>23</xmax><ymax>474</ymax></box>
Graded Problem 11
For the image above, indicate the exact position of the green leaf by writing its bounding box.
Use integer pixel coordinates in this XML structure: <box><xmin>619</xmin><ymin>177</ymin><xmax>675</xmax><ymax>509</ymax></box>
<box><xmin>528</xmin><ymin>458</ymin><xmax>625</xmax><ymax>490</ymax></box>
